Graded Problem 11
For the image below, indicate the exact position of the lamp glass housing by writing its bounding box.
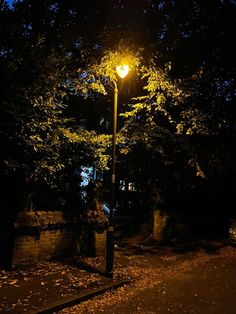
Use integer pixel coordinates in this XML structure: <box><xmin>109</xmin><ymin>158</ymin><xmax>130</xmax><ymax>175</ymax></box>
<box><xmin>116</xmin><ymin>64</ymin><xmax>129</xmax><ymax>78</ymax></box>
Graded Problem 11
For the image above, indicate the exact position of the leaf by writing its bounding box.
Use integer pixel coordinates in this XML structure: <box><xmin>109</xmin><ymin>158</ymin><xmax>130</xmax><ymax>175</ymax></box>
<box><xmin>9</xmin><ymin>280</ymin><xmax>18</xmax><ymax>285</ymax></box>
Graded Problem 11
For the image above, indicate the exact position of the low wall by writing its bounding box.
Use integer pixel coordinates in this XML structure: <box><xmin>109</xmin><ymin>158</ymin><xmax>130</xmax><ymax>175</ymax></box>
<box><xmin>95</xmin><ymin>231</ymin><xmax>106</xmax><ymax>256</ymax></box>
<box><xmin>0</xmin><ymin>211</ymin><xmax>107</xmax><ymax>269</ymax></box>
<box><xmin>11</xmin><ymin>225</ymin><xmax>76</xmax><ymax>268</ymax></box>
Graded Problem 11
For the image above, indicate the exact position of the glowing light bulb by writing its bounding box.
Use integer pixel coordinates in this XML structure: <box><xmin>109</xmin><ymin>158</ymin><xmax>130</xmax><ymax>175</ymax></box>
<box><xmin>116</xmin><ymin>64</ymin><xmax>129</xmax><ymax>78</ymax></box>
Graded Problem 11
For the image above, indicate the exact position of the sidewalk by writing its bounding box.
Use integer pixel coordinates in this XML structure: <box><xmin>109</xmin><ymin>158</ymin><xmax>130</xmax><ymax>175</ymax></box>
<box><xmin>0</xmin><ymin>257</ymin><xmax>127</xmax><ymax>314</ymax></box>
<box><xmin>0</xmin><ymin>235</ymin><xmax>228</xmax><ymax>314</ymax></box>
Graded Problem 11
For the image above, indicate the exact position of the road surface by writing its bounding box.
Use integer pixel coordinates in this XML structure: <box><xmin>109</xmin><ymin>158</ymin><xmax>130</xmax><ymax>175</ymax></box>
<box><xmin>60</xmin><ymin>245</ymin><xmax>236</xmax><ymax>314</ymax></box>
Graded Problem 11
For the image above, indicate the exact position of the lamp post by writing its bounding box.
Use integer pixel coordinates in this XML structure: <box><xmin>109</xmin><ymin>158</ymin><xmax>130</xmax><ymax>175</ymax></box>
<box><xmin>106</xmin><ymin>64</ymin><xmax>129</xmax><ymax>278</ymax></box>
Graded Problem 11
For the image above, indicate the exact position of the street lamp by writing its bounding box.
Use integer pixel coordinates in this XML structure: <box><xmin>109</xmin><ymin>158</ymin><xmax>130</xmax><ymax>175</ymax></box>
<box><xmin>106</xmin><ymin>64</ymin><xmax>130</xmax><ymax>278</ymax></box>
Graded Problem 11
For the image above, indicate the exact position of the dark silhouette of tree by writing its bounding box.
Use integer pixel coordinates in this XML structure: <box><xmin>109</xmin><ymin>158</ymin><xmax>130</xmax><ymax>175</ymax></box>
<box><xmin>0</xmin><ymin>0</ymin><xmax>235</xmax><ymax>233</ymax></box>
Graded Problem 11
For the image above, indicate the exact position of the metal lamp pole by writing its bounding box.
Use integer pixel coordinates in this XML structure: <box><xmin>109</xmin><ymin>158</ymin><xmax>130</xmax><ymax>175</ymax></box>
<box><xmin>105</xmin><ymin>64</ymin><xmax>129</xmax><ymax>278</ymax></box>
<box><xmin>105</xmin><ymin>80</ymin><xmax>118</xmax><ymax>278</ymax></box>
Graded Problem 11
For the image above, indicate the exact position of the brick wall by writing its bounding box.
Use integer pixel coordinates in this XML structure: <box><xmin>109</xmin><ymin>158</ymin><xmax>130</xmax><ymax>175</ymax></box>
<box><xmin>0</xmin><ymin>211</ymin><xmax>107</xmax><ymax>269</ymax></box>
<box><xmin>11</xmin><ymin>226</ymin><xmax>76</xmax><ymax>268</ymax></box>
<box><xmin>95</xmin><ymin>232</ymin><xmax>106</xmax><ymax>256</ymax></box>
<box><xmin>0</xmin><ymin>225</ymin><xmax>107</xmax><ymax>269</ymax></box>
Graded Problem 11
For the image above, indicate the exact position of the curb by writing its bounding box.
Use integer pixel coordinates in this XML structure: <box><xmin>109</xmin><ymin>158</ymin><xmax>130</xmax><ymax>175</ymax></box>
<box><xmin>29</xmin><ymin>279</ymin><xmax>130</xmax><ymax>314</ymax></box>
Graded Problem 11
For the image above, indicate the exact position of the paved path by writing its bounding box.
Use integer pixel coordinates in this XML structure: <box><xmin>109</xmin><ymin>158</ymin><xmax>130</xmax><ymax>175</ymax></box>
<box><xmin>101</xmin><ymin>250</ymin><xmax>236</xmax><ymax>314</ymax></box>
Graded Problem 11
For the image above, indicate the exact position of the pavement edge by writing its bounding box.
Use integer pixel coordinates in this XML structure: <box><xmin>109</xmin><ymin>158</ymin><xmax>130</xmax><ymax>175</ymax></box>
<box><xmin>30</xmin><ymin>279</ymin><xmax>130</xmax><ymax>314</ymax></box>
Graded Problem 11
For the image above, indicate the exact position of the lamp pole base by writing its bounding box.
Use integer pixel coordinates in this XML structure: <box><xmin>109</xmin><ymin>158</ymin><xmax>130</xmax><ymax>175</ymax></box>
<box><xmin>105</xmin><ymin>227</ymin><xmax>114</xmax><ymax>278</ymax></box>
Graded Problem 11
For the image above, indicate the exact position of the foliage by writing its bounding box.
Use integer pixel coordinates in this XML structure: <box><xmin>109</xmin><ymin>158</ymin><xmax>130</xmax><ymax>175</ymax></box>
<box><xmin>0</xmin><ymin>0</ymin><xmax>235</xmax><ymax>222</ymax></box>
<box><xmin>91</xmin><ymin>48</ymin><xmax>141</xmax><ymax>83</ymax></box>
<box><xmin>0</xmin><ymin>0</ymin><xmax>112</xmax><ymax>213</ymax></box>
<box><xmin>80</xmin><ymin>180</ymin><xmax>108</xmax><ymax>233</ymax></box>
<box><xmin>105</xmin><ymin>0</ymin><xmax>236</xmax><ymax>214</ymax></box>
<box><xmin>118</xmin><ymin>50</ymin><xmax>235</xmax><ymax>209</ymax></box>
<box><xmin>72</xmin><ymin>48</ymin><xmax>141</xmax><ymax>98</ymax></box>
<box><xmin>61</xmin><ymin>128</ymin><xmax>111</xmax><ymax>172</ymax></box>
<box><xmin>121</xmin><ymin>63</ymin><xmax>189</xmax><ymax>140</ymax></box>
<box><xmin>117</xmin><ymin>63</ymin><xmax>191</xmax><ymax>197</ymax></box>
<box><xmin>80</xmin><ymin>208</ymin><xmax>108</xmax><ymax>233</ymax></box>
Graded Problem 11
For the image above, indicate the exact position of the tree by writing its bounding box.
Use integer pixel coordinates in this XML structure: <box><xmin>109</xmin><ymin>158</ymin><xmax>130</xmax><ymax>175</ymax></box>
<box><xmin>113</xmin><ymin>0</ymin><xmax>236</xmax><ymax>233</ymax></box>
<box><xmin>1</xmin><ymin>0</ymin><xmax>235</xmax><ymax>233</ymax></box>
<box><xmin>0</xmin><ymin>0</ymin><xmax>111</xmax><ymax>216</ymax></box>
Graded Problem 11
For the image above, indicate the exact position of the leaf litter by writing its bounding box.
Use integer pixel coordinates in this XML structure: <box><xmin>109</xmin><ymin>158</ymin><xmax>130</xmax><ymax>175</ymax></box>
<box><xmin>0</xmin><ymin>243</ymin><xmax>235</xmax><ymax>314</ymax></box>
<box><xmin>59</xmin><ymin>246</ymin><xmax>236</xmax><ymax>314</ymax></box>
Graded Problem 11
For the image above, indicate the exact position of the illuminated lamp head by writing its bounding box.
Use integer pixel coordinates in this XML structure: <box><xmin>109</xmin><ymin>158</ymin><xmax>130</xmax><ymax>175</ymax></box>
<box><xmin>116</xmin><ymin>64</ymin><xmax>130</xmax><ymax>78</ymax></box>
